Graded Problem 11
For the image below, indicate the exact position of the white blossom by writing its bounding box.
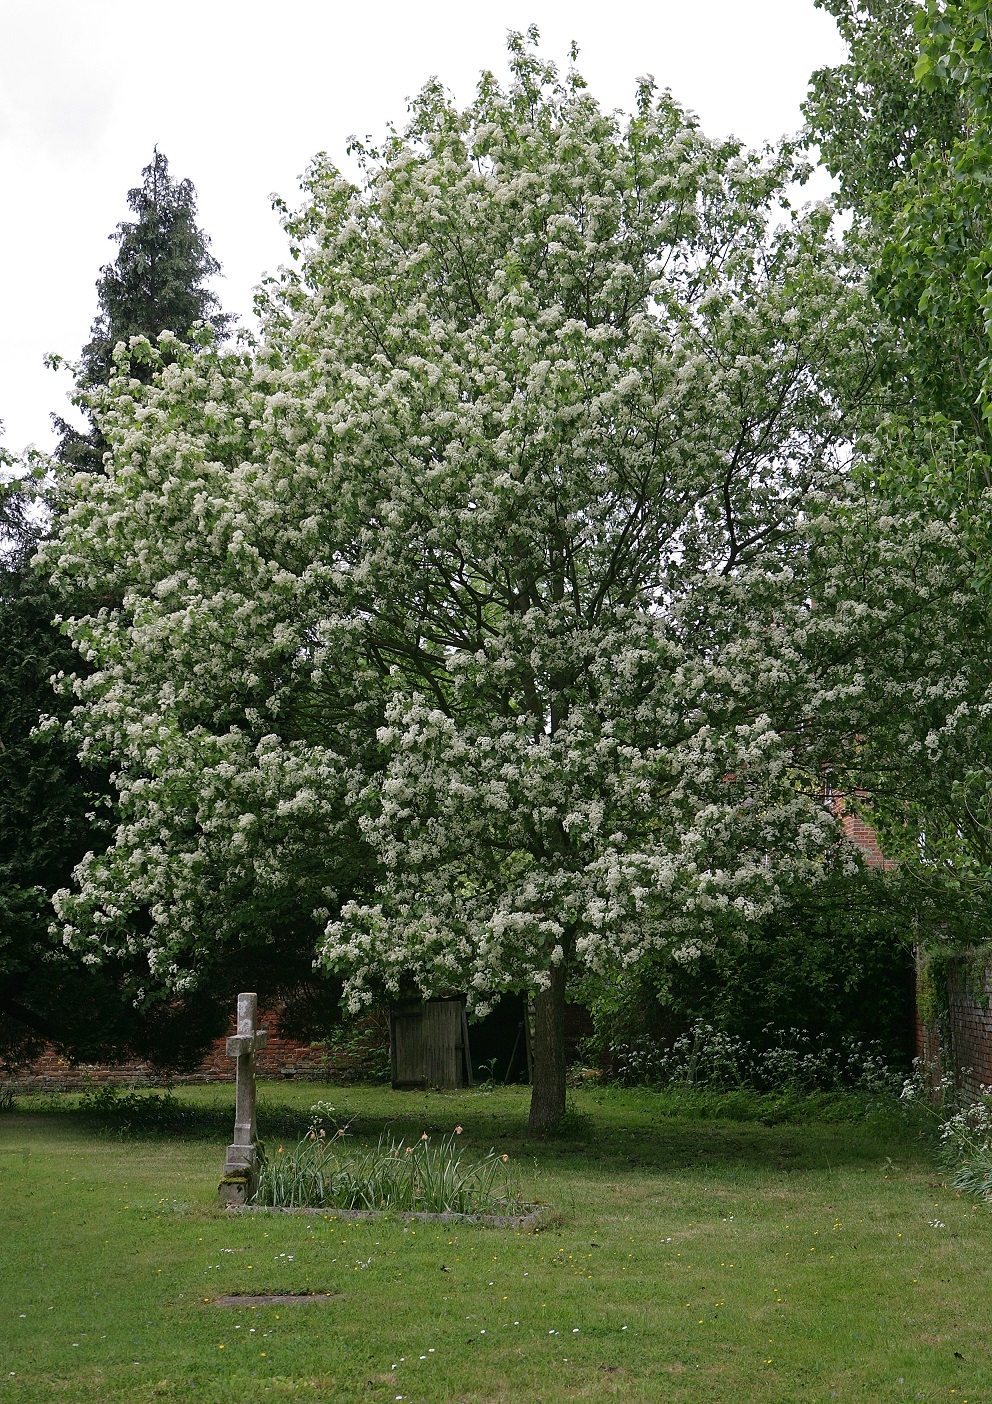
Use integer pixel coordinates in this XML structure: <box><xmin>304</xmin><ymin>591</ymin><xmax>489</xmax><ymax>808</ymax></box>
<box><xmin>41</xmin><ymin>39</ymin><xmax>969</xmax><ymax>1027</ymax></box>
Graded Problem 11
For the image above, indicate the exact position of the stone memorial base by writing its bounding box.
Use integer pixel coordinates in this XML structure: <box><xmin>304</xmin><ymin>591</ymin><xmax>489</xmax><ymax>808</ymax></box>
<box><xmin>218</xmin><ymin>1170</ymin><xmax>255</xmax><ymax>1207</ymax></box>
<box><xmin>219</xmin><ymin>1145</ymin><xmax>260</xmax><ymax>1206</ymax></box>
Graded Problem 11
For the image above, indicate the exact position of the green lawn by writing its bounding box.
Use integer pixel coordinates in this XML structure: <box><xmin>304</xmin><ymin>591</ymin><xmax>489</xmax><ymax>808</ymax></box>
<box><xmin>0</xmin><ymin>1082</ymin><xmax>988</xmax><ymax>1402</ymax></box>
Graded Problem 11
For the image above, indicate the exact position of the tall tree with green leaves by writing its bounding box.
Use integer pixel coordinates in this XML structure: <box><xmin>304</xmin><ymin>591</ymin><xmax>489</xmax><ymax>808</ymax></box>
<box><xmin>55</xmin><ymin>148</ymin><xmax>232</xmax><ymax>471</ymax></box>
<box><xmin>805</xmin><ymin>0</ymin><xmax>962</xmax><ymax>213</ymax></box>
<box><xmin>804</xmin><ymin>1</ymin><xmax>992</xmax><ymax>934</ymax></box>
<box><xmin>805</xmin><ymin>0</ymin><xmax>979</xmax><ymax>436</ymax></box>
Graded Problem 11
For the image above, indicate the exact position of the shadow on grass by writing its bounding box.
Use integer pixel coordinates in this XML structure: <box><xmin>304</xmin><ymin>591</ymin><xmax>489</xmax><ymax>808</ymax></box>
<box><xmin>342</xmin><ymin>1106</ymin><xmax>935</xmax><ymax>1176</ymax></box>
<box><xmin>0</xmin><ymin>1082</ymin><xmax>938</xmax><ymax>1176</ymax></box>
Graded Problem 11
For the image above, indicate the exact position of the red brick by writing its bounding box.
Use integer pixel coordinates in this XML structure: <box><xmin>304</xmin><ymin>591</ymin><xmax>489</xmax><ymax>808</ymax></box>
<box><xmin>1</xmin><ymin>1006</ymin><xmax>337</xmax><ymax>1093</ymax></box>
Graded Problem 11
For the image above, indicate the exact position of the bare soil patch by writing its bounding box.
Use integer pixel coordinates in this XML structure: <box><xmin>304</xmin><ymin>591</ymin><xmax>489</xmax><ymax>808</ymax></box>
<box><xmin>211</xmin><ymin>1292</ymin><xmax>341</xmax><ymax>1306</ymax></box>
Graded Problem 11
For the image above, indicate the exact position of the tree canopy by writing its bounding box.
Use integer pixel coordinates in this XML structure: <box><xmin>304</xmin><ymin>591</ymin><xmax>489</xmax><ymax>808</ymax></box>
<box><xmin>42</xmin><ymin>35</ymin><xmax>977</xmax><ymax>1125</ymax></box>
<box><xmin>805</xmin><ymin>1</ymin><xmax>992</xmax><ymax>935</ymax></box>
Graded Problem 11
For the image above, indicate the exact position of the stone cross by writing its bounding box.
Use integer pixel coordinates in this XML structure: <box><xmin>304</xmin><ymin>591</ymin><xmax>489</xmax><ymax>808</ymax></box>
<box><xmin>218</xmin><ymin>992</ymin><xmax>268</xmax><ymax>1206</ymax></box>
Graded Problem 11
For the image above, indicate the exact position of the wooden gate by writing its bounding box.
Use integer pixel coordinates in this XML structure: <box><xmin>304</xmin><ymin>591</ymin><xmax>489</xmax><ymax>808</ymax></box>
<box><xmin>389</xmin><ymin>998</ymin><xmax>473</xmax><ymax>1090</ymax></box>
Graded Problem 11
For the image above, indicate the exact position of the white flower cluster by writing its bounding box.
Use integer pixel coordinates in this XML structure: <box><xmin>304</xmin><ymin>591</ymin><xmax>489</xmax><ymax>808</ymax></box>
<box><xmin>41</xmin><ymin>42</ymin><xmax>972</xmax><ymax>1005</ymax></box>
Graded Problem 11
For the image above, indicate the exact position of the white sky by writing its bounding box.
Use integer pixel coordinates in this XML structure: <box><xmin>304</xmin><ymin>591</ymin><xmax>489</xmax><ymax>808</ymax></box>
<box><xmin>0</xmin><ymin>0</ymin><xmax>847</xmax><ymax>454</ymax></box>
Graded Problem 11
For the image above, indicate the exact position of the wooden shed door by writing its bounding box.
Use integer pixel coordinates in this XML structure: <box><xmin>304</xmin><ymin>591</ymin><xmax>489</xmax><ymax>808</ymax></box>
<box><xmin>390</xmin><ymin>999</ymin><xmax>471</xmax><ymax>1089</ymax></box>
<box><xmin>390</xmin><ymin>1006</ymin><xmax>427</xmax><ymax>1087</ymax></box>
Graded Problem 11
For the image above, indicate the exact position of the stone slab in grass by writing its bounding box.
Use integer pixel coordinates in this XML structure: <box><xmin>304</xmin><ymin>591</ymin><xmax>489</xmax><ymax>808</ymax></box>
<box><xmin>212</xmin><ymin>1292</ymin><xmax>341</xmax><ymax>1307</ymax></box>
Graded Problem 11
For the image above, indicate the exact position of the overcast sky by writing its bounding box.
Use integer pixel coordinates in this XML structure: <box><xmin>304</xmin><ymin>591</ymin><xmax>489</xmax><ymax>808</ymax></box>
<box><xmin>0</xmin><ymin>0</ymin><xmax>847</xmax><ymax>454</ymax></box>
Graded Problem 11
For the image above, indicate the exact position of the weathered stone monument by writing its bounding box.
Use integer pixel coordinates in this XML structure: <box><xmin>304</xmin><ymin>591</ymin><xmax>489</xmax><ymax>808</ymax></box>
<box><xmin>218</xmin><ymin>992</ymin><xmax>267</xmax><ymax>1206</ymax></box>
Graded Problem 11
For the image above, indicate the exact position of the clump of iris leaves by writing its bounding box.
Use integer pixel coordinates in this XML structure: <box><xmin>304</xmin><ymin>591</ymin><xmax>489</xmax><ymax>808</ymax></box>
<box><xmin>252</xmin><ymin>1104</ymin><xmax>525</xmax><ymax>1215</ymax></box>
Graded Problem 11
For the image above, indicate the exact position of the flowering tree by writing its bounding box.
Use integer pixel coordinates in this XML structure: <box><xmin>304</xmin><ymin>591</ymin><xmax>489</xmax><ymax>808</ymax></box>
<box><xmin>49</xmin><ymin>37</ymin><xmax>916</xmax><ymax>1127</ymax></box>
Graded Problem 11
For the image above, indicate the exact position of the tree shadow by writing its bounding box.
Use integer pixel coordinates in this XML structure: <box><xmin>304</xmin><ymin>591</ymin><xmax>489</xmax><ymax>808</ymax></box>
<box><xmin>4</xmin><ymin>1084</ymin><xmax>935</xmax><ymax>1177</ymax></box>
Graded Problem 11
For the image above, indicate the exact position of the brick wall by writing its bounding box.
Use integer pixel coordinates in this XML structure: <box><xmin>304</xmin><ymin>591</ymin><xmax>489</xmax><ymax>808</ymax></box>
<box><xmin>1</xmin><ymin>1008</ymin><xmax>338</xmax><ymax>1093</ymax></box>
<box><xmin>911</xmin><ymin>945</ymin><xmax>992</xmax><ymax>1098</ymax></box>
<box><xmin>840</xmin><ymin>811</ymin><xmax>898</xmax><ymax>871</ymax></box>
<box><xmin>913</xmin><ymin>987</ymin><xmax>944</xmax><ymax>1090</ymax></box>
<box><xmin>945</xmin><ymin>959</ymin><xmax>992</xmax><ymax>1095</ymax></box>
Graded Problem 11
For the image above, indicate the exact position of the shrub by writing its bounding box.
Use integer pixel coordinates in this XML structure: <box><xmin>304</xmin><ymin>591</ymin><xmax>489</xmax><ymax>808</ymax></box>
<box><xmin>312</xmin><ymin>1013</ymin><xmax>391</xmax><ymax>1084</ymax></box>
<box><xmin>77</xmin><ymin>1083</ymin><xmax>187</xmax><ymax>1129</ymax></box>
<box><xmin>580</xmin><ymin>876</ymin><xmax>917</xmax><ymax>1072</ymax></box>
<box><xmin>603</xmin><ymin>1022</ymin><xmax>905</xmax><ymax>1095</ymax></box>
<box><xmin>939</xmin><ymin>1091</ymin><xmax>992</xmax><ymax>1199</ymax></box>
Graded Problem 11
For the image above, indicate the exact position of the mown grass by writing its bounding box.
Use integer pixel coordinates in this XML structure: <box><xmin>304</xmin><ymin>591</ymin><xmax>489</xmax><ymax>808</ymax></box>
<box><xmin>0</xmin><ymin>1081</ymin><xmax>989</xmax><ymax>1402</ymax></box>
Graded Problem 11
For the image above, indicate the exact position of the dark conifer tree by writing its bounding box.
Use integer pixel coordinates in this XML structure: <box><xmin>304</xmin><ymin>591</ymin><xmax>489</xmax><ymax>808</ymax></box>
<box><xmin>54</xmin><ymin>148</ymin><xmax>232</xmax><ymax>470</ymax></box>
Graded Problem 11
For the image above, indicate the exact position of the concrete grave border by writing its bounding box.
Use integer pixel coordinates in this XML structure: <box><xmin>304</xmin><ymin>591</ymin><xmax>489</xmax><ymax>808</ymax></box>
<box><xmin>227</xmin><ymin>1204</ymin><xmax>556</xmax><ymax>1230</ymax></box>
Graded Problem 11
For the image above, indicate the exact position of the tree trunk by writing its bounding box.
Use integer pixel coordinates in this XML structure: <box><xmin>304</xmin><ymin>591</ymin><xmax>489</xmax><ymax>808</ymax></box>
<box><xmin>528</xmin><ymin>962</ymin><xmax>567</xmax><ymax>1132</ymax></box>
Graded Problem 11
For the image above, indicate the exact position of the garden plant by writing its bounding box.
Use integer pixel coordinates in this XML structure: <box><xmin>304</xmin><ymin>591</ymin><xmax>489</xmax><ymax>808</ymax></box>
<box><xmin>253</xmin><ymin>1121</ymin><xmax>522</xmax><ymax>1216</ymax></box>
